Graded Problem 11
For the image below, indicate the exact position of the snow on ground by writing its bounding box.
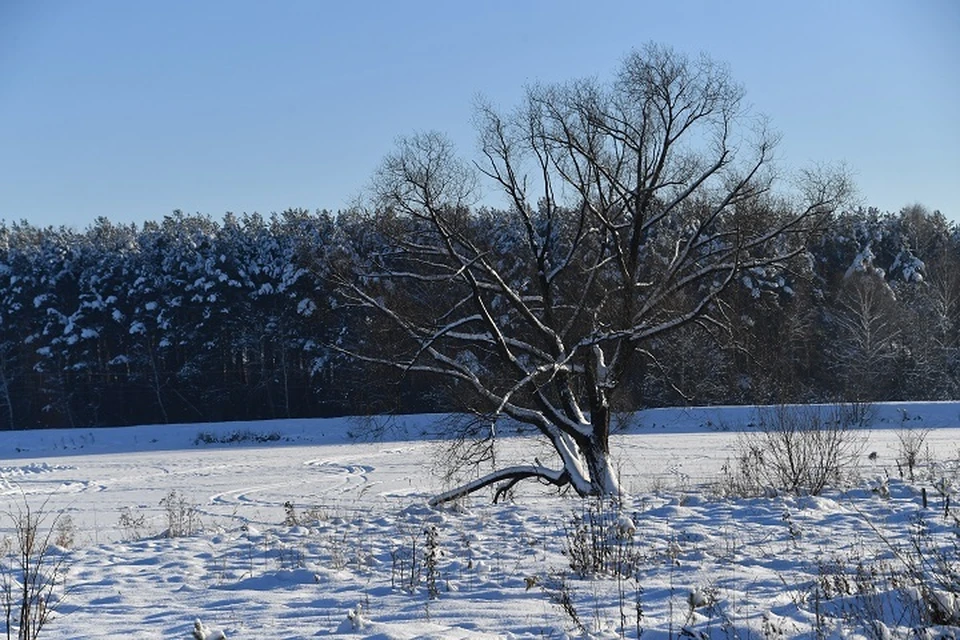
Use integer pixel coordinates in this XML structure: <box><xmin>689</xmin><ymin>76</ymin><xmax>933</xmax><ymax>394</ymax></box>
<box><xmin>1</xmin><ymin>403</ymin><xmax>958</xmax><ymax>638</ymax></box>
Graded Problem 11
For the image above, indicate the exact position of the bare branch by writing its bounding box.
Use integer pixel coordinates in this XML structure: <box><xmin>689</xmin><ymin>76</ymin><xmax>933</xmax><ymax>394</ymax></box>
<box><xmin>428</xmin><ymin>464</ymin><xmax>570</xmax><ymax>506</ymax></box>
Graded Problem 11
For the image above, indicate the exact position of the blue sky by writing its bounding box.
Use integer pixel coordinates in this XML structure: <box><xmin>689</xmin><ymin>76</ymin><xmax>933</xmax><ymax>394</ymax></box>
<box><xmin>1</xmin><ymin>0</ymin><xmax>957</xmax><ymax>229</ymax></box>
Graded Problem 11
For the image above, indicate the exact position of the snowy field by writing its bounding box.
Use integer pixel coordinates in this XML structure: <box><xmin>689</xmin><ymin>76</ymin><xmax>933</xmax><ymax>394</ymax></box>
<box><xmin>1</xmin><ymin>403</ymin><xmax>959</xmax><ymax>639</ymax></box>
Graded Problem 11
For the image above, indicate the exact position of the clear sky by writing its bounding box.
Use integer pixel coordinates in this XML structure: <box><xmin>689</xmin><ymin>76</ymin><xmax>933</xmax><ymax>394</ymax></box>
<box><xmin>1</xmin><ymin>0</ymin><xmax>958</xmax><ymax>229</ymax></box>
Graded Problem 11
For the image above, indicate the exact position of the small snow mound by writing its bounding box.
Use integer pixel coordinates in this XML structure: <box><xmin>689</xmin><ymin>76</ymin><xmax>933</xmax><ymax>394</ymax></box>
<box><xmin>218</xmin><ymin>568</ymin><xmax>318</xmax><ymax>591</ymax></box>
<box><xmin>192</xmin><ymin>618</ymin><xmax>226</xmax><ymax>640</ymax></box>
<box><xmin>688</xmin><ymin>587</ymin><xmax>712</xmax><ymax>609</ymax></box>
<box><xmin>794</xmin><ymin>495</ymin><xmax>845</xmax><ymax>513</ymax></box>
<box><xmin>337</xmin><ymin>603</ymin><xmax>368</xmax><ymax>633</ymax></box>
<box><xmin>400</xmin><ymin>503</ymin><xmax>434</xmax><ymax>519</ymax></box>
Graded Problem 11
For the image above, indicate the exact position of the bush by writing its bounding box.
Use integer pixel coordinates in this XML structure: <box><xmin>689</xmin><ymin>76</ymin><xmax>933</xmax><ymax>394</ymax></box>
<box><xmin>193</xmin><ymin>430</ymin><xmax>282</xmax><ymax>446</ymax></box>
<box><xmin>563</xmin><ymin>499</ymin><xmax>639</xmax><ymax>579</ymax></box>
<box><xmin>389</xmin><ymin>523</ymin><xmax>442</xmax><ymax>598</ymax></box>
<box><xmin>723</xmin><ymin>404</ymin><xmax>865</xmax><ymax>496</ymax></box>
<box><xmin>117</xmin><ymin>507</ymin><xmax>147</xmax><ymax>542</ymax></box>
<box><xmin>159</xmin><ymin>490</ymin><xmax>201</xmax><ymax>538</ymax></box>
<box><xmin>896</xmin><ymin>424</ymin><xmax>930</xmax><ymax>482</ymax></box>
<box><xmin>901</xmin><ymin>513</ymin><xmax>960</xmax><ymax>627</ymax></box>
<box><xmin>544</xmin><ymin>499</ymin><xmax>645</xmax><ymax>637</ymax></box>
<box><xmin>810</xmin><ymin>513</ymin><xmax>960</xmax><ymax>636</ymax></box>
<box><xmin>1</xmin><ymin>499</ymin><xmax>70</xmax><ymax>640</ymax></box>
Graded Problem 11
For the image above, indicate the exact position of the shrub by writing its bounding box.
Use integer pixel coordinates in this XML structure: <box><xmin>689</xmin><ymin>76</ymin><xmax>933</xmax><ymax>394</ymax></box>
<box><xmin>724</xmin><ymin>404</ymin><xmax>865</xmax><ymax>496</ymax></box>
<box><xmin>194</xmin><ymin>430</ymin><xmax>282</xmax><ymax>446</ymax></box>
<box><xmin>159</xmin><ymin>490</ymin><xmax>201</xmax><ymax>538</ymax></box>
<box><xmin>117</xmin><ymin>507</ymin><xmax>147</xmax><ymax>541</ymax></box>
<box><xmin>1</xmin><ymin>499</ymin><xmax>70</xmax><ymax>640</ymax></box>
<box><xmin>547</xmin><ymin>500</ymin><xmax>645</xmax><ymax>638</ymax></box>
<box><xmin>563</xmin><ymin>499</ymin><xmax>639</xmax><ymax>579</ymax></box>
<box><xmin>810</xmin><ymin>513</ymin><xmax>960</xmax><ymax>636</ymax></box>
<box><xmin>388</xmin><ymin>521</ymin><xmax>443</xmax><ymax>599</ymax></box>
<box><xmin>896</xmin><ymin>424</ymin><xmax>930</xmax><ymax>482</ymax></box>
<box><xmin>903</xmin><ymin>514</ymin><xmax>960</xmax><ymax>627</ymax></box>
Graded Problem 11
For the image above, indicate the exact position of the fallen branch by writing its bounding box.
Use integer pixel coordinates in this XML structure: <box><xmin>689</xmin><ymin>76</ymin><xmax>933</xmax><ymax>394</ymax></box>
<box><xmin>428</xmin><ymin>464</ymin><xmax>570</xmax><ymax>506</ymax></box>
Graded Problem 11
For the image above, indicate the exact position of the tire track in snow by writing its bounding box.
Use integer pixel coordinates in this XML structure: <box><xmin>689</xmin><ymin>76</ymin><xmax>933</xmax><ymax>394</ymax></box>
<box><xmin>202</xmin><ymin>457</ymin><xmax>377</xmax><ymax>525</ymax></box>
<box><xmin>209</xmin><ymin>481</ymin><xmax>299</xmax><ymax>507</ymax></box>
<box><xmin>0</xmin><ymin>462</ymin><xmax>102</xmax><ymax>496</ymax></box>
<box><xmin>302</xmin><ymin>458</ymin><xmax>374</xmax><ymax>494</ymax></box>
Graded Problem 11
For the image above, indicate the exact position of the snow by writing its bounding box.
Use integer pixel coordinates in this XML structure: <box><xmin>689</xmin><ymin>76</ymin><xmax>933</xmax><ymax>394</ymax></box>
<box><xmin>845</xmin><ymin>244</ymin><xmax>884</xmax><ymax>279</ymax></box>
<box><xmin>297</xmin><ymin>297</ymin><xmax>316</xmax><ymax>317</ymax></box>
<box><xmin>0</xmin><ymin>404</ymin><xmax>958</xmax><ymax>638</ymax></box>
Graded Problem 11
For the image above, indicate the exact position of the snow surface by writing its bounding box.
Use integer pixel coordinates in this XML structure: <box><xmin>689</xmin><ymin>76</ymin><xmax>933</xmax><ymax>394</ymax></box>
<box><xmin>1</xmin><ymin>403</ymin><xmax>958</xmax><ymax>638</ymax></box>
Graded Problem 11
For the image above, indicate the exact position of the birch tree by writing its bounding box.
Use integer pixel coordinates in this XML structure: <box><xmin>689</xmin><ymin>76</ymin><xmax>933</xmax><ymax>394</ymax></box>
<box><xmin>829</xmin><ymin>272</ymin><xmax>903</xmax><ymax>400</ymax></box>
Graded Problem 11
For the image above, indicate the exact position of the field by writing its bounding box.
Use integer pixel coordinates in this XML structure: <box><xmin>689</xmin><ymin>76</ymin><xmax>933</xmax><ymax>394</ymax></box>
<box><xmin>1</xmin><ymin>403</ymin><xmax>959</xmax><ymax>639</ymax></box>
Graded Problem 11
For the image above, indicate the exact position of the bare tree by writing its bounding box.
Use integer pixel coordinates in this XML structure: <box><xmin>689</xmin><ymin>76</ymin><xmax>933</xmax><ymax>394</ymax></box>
<box><xmin>899</xmin><ymin>209</ymin><xmax>960</xmax><ymax>398</ymax></box>
<box><xmin>335</xmin><ymin>44</ymin><xmax>851</xmax><ymax>504</ymax></box>
<box><xmin>829</xmin><ymin>272</ymin><xmax>903</xmax><ymax>400</ymax></box>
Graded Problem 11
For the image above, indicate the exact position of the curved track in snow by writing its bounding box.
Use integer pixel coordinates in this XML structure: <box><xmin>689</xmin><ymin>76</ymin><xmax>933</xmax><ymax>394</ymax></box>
<box><xmin>1</xmin><ymin>421</ymin><xmax>957</xmax><ymax>541</ymax></box>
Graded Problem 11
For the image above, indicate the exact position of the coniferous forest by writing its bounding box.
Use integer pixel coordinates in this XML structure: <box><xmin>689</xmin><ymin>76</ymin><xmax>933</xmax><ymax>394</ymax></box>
<box><xmin>0</xmin><ymin>203</ymin><xmax>957</xmax><ymax>430</ymax></box>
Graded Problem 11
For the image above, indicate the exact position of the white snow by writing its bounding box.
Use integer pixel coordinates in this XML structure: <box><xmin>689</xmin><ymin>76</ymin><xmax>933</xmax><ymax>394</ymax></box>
<box><xmin>0</xmin><ymin>403</ymin><xmax>958</xmax><ymax>638</ymax></box>
<box><xmin>297</xmin><ymin>297</ymin><xmax>316</xmax><ymax>317</ymax></box>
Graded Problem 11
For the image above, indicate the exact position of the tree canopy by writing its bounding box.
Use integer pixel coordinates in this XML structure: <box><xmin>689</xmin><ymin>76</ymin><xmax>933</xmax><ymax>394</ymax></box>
<box><xmin>330</xmin><ymin>44</ymin><xmax>921</xmax><ymax>503</ymax></box>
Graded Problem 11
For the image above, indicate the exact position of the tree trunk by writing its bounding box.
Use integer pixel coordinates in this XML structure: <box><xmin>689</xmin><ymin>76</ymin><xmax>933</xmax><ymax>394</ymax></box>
<box><xmin>581</xmin><ymin>415</ymin><xmax>620</xmax><ymax>497</ymax></box>
<box><xmin>0</xmin><ymin>355</ymin><xmax>14</xmax><ymax>429</ymax></box>
<box><xmin>582</xmin><ymin>346</ymin><xmax>619</xmax><ymax>496</ymax></box>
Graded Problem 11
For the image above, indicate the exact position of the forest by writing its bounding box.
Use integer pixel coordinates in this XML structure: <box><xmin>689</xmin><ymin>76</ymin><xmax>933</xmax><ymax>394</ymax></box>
<box><xmin>0</xmin><ymin>203</ymin><xmax>956</xmax><ymax>431</ymax></box>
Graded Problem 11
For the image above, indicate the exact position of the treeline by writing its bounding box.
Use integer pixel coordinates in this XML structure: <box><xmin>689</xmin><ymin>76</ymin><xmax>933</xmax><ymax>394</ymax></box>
<box><xmin>665</xmin><ymin>204</ymin><xmax>960</xmax><ymax>407</ymax></box>
<box><xmin>1</xmin><ymin>209</ymin><xmax>376</xmax><ymax>430</ymax></box>
<box><xmin>0</xmin><ymin>204</ymin><xmax>957</xmax><ymax>430</ymax></box>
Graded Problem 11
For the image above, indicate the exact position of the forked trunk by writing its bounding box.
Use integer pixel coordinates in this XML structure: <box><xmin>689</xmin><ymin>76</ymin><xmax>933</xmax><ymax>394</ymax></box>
<box><xmin>581</xmin><ymin>358</ymin><xmax>619</xmax><ymax>497</ymax></box>
<box><xmin>427</xmin><ymin>417</ymin><xmax>621</xmax><ymax>506</ymax></box>
<box><xmin>581</xmin><ymin>437</ymin><xmax>620</xmax><ymax>496</ymax></box>
<box><xmin>579</xmin><ymin>414</ymin><xmax>621</xmax><ymax>497</ymax></box>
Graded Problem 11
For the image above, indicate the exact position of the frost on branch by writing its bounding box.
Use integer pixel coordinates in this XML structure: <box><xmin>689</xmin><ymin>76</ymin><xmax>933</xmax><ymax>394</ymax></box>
<box><xmin>336</xmin><ymin>43</ymin><xmax>851</xmax><ymax>504</ymax></box>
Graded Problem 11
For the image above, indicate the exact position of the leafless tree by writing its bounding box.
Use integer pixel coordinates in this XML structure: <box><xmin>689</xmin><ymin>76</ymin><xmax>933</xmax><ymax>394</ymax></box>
<box><xmin>830</xmin><ymin>272</ymin><xmax>903</xmax><ymax>400</ymax></box>
<box><xmin>899</xmin><ymin>209</ymin><xmax>960</xmax><ymax>398</ymax></box>
<box><xmin>334</xmin><ymin>44</ymin><xmax>851</xmax><ymax>504</ymax></box>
